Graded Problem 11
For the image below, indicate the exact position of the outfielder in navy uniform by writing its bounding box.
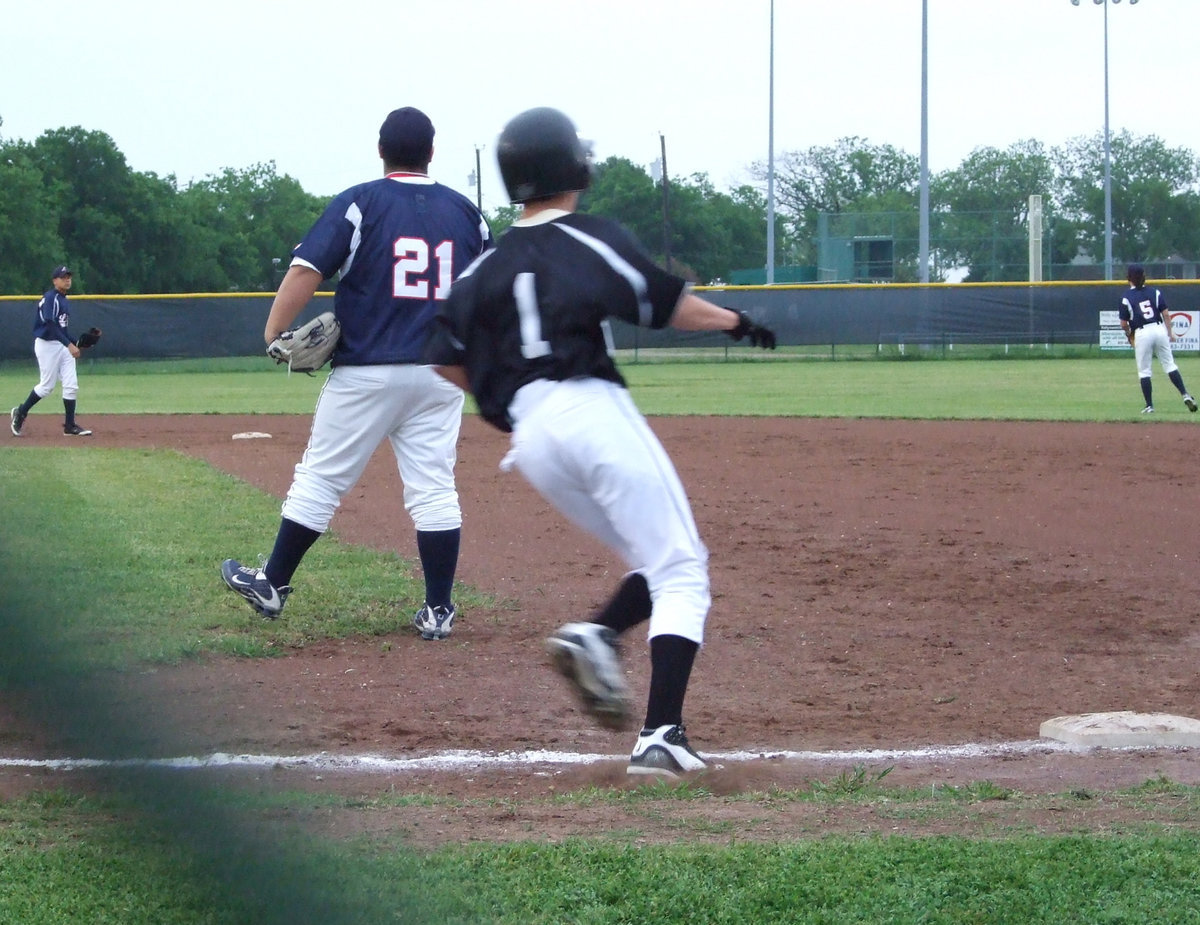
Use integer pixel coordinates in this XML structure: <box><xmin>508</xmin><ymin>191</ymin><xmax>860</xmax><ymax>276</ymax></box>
<box><xmin>10</xmin><ymin>265</ymin><xmax>93</xmax><ymax>437</ymax></box>
<box><xmin>425</xmin><ymin>107</ymin><xmax>776</xmax><ymax>777</ymax></box>
<box><xmin>221</xmin><ymin>107</ymin><xmax>492</xmax><ymax>636</ymax></box>
<box><xmin>1119</xmin><ymin>263</ymin><xmax>1197</xmax><ymax>415</ymax></box>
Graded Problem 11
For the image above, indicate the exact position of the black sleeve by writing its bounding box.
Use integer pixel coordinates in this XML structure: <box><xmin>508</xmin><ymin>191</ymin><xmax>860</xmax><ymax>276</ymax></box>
<box><xmin>569</xmin><ymin>215</ymin><xmax>687</xmax><ymax>330</ymax></box>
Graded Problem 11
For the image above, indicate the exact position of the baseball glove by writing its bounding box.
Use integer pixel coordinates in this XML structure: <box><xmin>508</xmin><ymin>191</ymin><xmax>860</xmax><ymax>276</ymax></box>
<box><xmin>77</xmin><ymin>327</ymin><xmax>102</xmax><ymax>349</ymax></box>
<box><xmin>726</xmin><ymin>309</ymin><xmax>777</xmax><ymax>350</ymax></box>
<box><xmin>267</xmin><ymin>311</ymin><xmax>341</xmax><ymax>374</ymax></box>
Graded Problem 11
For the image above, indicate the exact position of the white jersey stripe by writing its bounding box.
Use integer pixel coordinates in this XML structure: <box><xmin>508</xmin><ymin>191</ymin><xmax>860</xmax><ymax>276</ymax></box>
<box><xmin>553</xmin><ymin>223</ymin><xmax>653</xmax><ymax>326</ymax></box>
<box><xmin>338</xmin><ymin>201</ymin><xmax>364</xmax><ymax>278</ymax></box>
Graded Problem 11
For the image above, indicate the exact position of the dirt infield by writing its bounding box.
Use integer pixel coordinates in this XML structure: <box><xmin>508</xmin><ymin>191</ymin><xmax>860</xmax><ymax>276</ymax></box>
<box><xmin>5</xmin><ymin>413</ymin><xmax>1200</xmax><ymax>840</ymax></box>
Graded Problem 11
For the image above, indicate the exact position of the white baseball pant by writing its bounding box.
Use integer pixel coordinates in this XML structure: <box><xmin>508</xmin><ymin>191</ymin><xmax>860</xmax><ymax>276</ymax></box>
<box><xmin>33</xmin><ymin>339</ymin><xmax>79</xmax><ymax>400</ymax></box>
<box><xmin>505</xmin><ymin>377</ymin><xmax>711</xmax><ymax>645</ymax></box>
<box><xmin>1133</xmin><ymin>322</ymin><xmax>1178</xmax><ymax>378</ymax></box>
<box><xmin>282</xmin><ymin>364</ymin><xmax>464</xmax><ymax>533</ymax></box>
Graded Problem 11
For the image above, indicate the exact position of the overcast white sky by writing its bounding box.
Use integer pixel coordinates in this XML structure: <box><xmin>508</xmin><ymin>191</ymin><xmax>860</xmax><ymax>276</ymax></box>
<box><xmin>4</xmin><ymin>0</ymin><xmax>1197</xmax><ymax>213</ymax></box>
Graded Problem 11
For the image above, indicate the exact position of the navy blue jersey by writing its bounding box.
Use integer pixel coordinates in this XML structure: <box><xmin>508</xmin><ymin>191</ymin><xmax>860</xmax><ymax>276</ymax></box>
<box><xmin>33</xmin><ymin>287</ymin><xmax>72</xmax><ymax>345</ymax></box>
<box><xmin>291</xmin><ymin>173</ymin><xmax>492</xmax><ymax>366</ymax></box>
<box><xmin>1120</xmin><ymin>284</ymin><xmax>1168</xmax><ymax>331</ymax></box>
<box><xmin>424</xmin><ymin>210</ymin><xmax>688</xmax><ymax>432</ymax></box>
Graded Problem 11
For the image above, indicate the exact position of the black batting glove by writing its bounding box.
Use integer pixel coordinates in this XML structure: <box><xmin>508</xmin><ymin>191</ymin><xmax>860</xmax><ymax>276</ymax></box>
<box><xmin>726</xmin><ymin>309</ymin><xmax>777</xmax><ymax>350</ymax></box>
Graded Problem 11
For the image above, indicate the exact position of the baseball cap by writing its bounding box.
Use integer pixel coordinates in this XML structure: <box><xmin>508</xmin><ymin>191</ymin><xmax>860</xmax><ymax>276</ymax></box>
<box><xmin>52</xmin><ymin>265</ymin><xmax>72</xmax><ymax>278</ymax></box>
<box><xmin>379</xmin><ymin>107</ymin><xmax>434</xmax><ymax>167</ymax></box>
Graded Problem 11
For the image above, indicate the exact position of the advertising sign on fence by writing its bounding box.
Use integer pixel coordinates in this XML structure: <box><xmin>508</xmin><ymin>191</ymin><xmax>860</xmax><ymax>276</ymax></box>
<box><xmin>1100</xmin><ymin>310</ymin><xmax>1200</xmax><ymax>351</ymax></box>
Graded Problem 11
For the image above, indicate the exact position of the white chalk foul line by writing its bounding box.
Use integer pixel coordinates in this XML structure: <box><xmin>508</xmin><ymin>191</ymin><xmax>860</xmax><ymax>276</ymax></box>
<box><xmin>0</xmin><ymin>738</ymin><xmax>1164</xmax><ymax>774</ymax></box>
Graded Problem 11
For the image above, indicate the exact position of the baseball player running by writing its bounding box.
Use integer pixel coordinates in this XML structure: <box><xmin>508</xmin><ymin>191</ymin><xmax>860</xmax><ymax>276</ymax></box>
<box><xmin>425</xmin><ymin>107</ymin><xmax>776</xmax><ymax>777</ymax></box>
<box><xmin>10</xmin><ymin>265</ymin><xmax>93</xmax><ymax>437</ymax></box>
<box><xmin>1119</xmin><ymin>263</ymin><xmax>1196</xmax><ymax>415</ymax></box>
<box><xmin>221</xmin><ymin>107</ymin><xmax>492</xmax><ymax>636</ymax></box>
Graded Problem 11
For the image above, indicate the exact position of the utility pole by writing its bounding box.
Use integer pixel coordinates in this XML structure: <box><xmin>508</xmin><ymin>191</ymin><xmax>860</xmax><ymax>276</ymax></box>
<box><xmin>659</xmin><ymin>133</ymin><xmax>671</xmax><ymax>270</ymax></box>
<box><xmin>475</xmin><ymin>145</ymin><xmax>483</xmax><ymax>212</ymax></box>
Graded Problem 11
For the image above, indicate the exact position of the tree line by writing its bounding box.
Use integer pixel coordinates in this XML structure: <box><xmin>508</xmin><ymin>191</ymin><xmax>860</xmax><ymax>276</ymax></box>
<box><xmin>3</xmin><ymin>117</ymin><xmax>1198</xmax><ymax>294</ymax></box>
<box><xmin>770</xmin><ymin>132</ymin><xmax>1200</xmax><ymax>282</ymax></box>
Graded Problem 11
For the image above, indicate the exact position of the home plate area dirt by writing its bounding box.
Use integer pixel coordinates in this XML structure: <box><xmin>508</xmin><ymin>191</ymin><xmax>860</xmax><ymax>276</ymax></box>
<box><xmin>5</xmin><ymin>413</ymin><xmax>1200</xmax><ymax>841</ymax></box>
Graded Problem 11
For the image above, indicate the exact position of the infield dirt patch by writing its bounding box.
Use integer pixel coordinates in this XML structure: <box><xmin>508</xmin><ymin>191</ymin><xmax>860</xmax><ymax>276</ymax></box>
<box><xmin>4</xmin><ymin>414</ymin><xmax>1200</xmax><ymax>841</ymax></box>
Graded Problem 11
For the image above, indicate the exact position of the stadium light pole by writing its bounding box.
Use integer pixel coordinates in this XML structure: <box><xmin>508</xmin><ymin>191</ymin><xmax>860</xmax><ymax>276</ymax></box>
<box><xmin>766</xmin><ymin>0</ymin><xmax>776</xmax><ymax>285</ymax></box>
<box><xmin>918</xmin><ymin>0</ymin><xmax>930</xmax><ymax>284</ymax></box>
<box><xmin>1071</xmin><ymin>0</ymin><xmax>1139</xmax><ymax>281</ymax></box>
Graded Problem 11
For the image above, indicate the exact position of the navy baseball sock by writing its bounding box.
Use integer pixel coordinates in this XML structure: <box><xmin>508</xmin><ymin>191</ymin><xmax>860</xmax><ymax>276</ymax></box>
<box><xmin>417</xmin><ymin>528</ymin><xmax>460</xmax><ymax>609</ymax></box>
<box><xmin>1169</xmin><ymin>369</ymin><xmax>1188</xmax><ymax>394</ymax></box>
<box><xmin>644</xmin><ymin>633</ymin><xmax>698</xmax><ymax>730</ymax></box>
<box><xmin>63</xmin><ymin>398</ymin><xmax>76</xmax><ymax>426</ymax></box>
<box><xmin>1140</xmin><ymin>377</ymin><xmax>1153</xmax><ymax>407</ymax></box>
<box><xmin>18</xmin><ymin>390</ymin><xmax>41</xmax><ymax>415</ymax></box>
<box><xmin>265</xmin><ymin>517</ymin><xmax>321</xmax><ymax>588</ymax></box>
<box><xmin>594</xmin><ymin>572</ymin><xmax>652</xmax><ymax>634</ymax></box>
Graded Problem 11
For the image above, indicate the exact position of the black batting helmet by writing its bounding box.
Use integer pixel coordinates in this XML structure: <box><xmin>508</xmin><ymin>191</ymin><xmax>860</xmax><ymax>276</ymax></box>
<box><xmin>497</xmin><ymin>107</ymin><xmax>593</xmax><ymax>204</ymax></box>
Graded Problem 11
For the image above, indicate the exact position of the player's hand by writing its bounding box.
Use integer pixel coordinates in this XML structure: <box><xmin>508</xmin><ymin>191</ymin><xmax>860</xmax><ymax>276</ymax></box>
<box><xmin>68</xmin><ymin>343</ymin><xmax>81</xmax><ymax>358</ymax></box>
<box><xmin>726</xmin><ymin>309</ymin><xmax>777</xmax><ymax>350</ymax></box>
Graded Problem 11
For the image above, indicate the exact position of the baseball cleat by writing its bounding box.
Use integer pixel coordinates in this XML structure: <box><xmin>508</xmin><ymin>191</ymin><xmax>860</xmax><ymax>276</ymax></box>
<box><xmin>1141</xmin><ymin>405</ymin><xmax>1155</xmax><ymax>415</ymax></box>
<box><xmin>63</xmin><ymin>423</ymin><xmax>92</xmax><ymax>436</ymax></box>
<box><xmin>10</xmin><ymin>407</ymin><xmax>25</xmax><ymax>436</ymax></box>
<box><xmin>413</xmin><ymin>603</ymin><xmax>456</xmax><ymax>640</ymax></box>
<box><xmin>221</xmin><ymin>558</ymin><xmax>291</xmax><ymax>619</ymax></box>
<box><xmin>1185</xmin><ymin>394</ymin><xmax>1197</xmax><ymax>413</ymax></box>
<box><xmin>546</xmin><ymin>622</ymin><xmax>631</xmax><ymax>730</ymax></box>
<box><xmin>627</xmin><ymin>724</ymin><xmax>708</xmax><ymax>778</ymax></box>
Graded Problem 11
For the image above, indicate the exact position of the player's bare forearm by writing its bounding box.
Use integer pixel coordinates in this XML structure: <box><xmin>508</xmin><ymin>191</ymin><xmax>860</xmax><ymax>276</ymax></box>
<box><xmin>264</xmin><ymin>266</ymin><xmax>324</xmax><ymax>345</ymax></box>
<box><xmin>670</xmin><ymin>293</ymin><xmax>777</xmax><ymax>349</ymax></box>
<box><xmin>669</xmin><ymin>293</ymin><xmax>742</xmax><ymax>333</ymax></box>
<box><xmin>433</xmin><ymin>365</ymin><xmax>471</xmax><ymax>391</ymax></box>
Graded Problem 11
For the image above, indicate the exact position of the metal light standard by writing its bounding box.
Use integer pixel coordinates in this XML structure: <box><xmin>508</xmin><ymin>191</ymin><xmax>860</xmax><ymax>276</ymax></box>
<box><xmin>1071</xmin><ymin>0</ymin><xmax>1139</xmax><ymax>281</ymax></box>
<box><xmin>766</xmin><ymin>0</ymin><xmax>776</xmax><ymax>284</ymax></box>
<box><xmin>918</xmin><ymin>0</ymin><xmax>929</xmax><ymax>284</ymax></box>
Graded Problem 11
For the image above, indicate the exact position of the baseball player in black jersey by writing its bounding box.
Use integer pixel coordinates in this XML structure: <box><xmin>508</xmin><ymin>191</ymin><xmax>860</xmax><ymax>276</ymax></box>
<box><xmin>220</xmin><ymin>107</ymin><xmax>492</xmax><ymax>632</ymax></box>
<box><xmin>1119</xmin><ymin>264</ymin><xmax>1196</xmax><ymax>415</ymax></box>
<box><xmin>10</xmin><ymin>265</ymin><xmax>93</xmax><ymax>437</ymax></box>
<box><xmin>425</xmin><ymin>107</ymin><xmax>776</xmax><ymax>777</ymax></box>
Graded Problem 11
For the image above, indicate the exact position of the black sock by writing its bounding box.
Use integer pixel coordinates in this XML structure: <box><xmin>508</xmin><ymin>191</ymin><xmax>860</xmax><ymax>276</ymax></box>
<box><xmin>1169</xmin><ymin>370</ymin><xmax>1187</xmax><ymax>395</ymax></box>
<box><xmin>644</xmin><ymin>634</ymin><xmax>698</xmax><ymax>730</ymax></box>
<box><xmin>18</xmin><ymin>390</ymin><xmax>41</xmax><ymax>415</ymax></box>
<box><xmin>265</xmin><ymin>518</ymin><xmax>321</xmax><ymax>587</ymax></box>
<box><xmin>1140</xmin><ymin>377</ymin><xmax>1153</xmax><ymax>407</ymax></box>
<box><xmin>63</xmin><ymin>398</ymin><xmax>76</xmax><ymax>426</ymax></box>
<box><xmin>594</xmin><ymin>573</ymin><xmax>652</xmax><ymax>634</ymax></box>
<box><xmin>416</xmin><ymin>528</ymin><xmax>460</xmax><ymax>609</ymax></box>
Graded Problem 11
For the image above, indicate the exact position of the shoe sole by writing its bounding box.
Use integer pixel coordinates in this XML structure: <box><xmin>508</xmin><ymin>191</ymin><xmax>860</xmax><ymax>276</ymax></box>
<box><xmin>627</xmin><ymin>763</ymin><xmax>689</xmax><ymax>779</ymax></box>
<box><xmin>10</xmin><ymin>408</ymin><xmax>21</xmax><ymax>437</ymax></box>
<box><xmin>546</xmin><ymin>636</ymin><xmax>630</xmax><ymax>730</ymax></box>
<box><xmin>224</xmin><ymin>581</ymin><xmax>281</xmax><ymax>619</ymax></box>
<box><xmin>1187</xmin><ymin>398</ymin><xmax>1198</xmax><ymax>412</ymax></box>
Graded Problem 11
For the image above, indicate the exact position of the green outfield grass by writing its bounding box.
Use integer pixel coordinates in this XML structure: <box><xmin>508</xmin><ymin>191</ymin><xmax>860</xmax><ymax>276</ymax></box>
<box><xmin>1</xmin><ymin>353</ymin><xmax>1196</xmax><ymax>420</ymax></box>
<box><xmin>2</xmin><ymin>357</ymin><xmax>1199</xmax><ymax>923</ymax></box>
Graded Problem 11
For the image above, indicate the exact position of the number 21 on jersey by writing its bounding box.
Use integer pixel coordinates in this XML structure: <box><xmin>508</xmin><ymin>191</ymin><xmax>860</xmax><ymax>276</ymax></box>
<box><xmin>394</xmin><ymin>237</ymin><xmax>453</xmax><ymax>300</ymax></box>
